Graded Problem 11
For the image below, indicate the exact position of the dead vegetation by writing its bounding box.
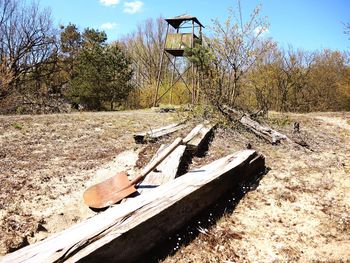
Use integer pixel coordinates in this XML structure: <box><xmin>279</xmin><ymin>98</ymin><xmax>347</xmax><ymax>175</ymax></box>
<box><xmin>0</xmin><ymin>110</ymin><xmax>349</xmax><ymax>262</ymax></box>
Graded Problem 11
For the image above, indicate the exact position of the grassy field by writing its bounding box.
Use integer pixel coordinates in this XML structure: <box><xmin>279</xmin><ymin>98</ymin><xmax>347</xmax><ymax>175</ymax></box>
<box><xmin>0</xmin><ymin>110</ymin><xmax>349</xmax><ymax>262</ymax></box>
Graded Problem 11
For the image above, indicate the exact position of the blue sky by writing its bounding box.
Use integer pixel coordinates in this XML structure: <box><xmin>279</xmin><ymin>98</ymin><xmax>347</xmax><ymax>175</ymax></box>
<box><xmin>40</xmin><ymin>0</ymin><xmax>350</xmax><ymax>51</ymax></box>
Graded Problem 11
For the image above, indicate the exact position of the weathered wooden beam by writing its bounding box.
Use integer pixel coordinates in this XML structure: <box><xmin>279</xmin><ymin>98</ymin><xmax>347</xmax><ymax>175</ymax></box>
<box><xmin>132</xmin><ymin>144</ymin><xmax>186</xmax><ymax>195</ymax></box>
<box><xmin>2</xmin><ymin>150</ymin><xmax>265</xmax><ymax>263</ymax></box>
<box><xmin>132</xmin><ymin>123</ymin><xmax>215</xmax><ymax>196</ymax></box>
<box><xmin>133</xmin><ymin>123</ymin><xmax>186</xmax><ymax>144</ymax></box>
<box><xmin>183</xmin><ymin>123</ymin><xmax>215</xmax><ymax>155</ymax></box>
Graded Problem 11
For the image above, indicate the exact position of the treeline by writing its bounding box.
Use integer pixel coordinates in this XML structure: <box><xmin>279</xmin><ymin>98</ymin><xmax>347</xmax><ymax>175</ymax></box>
<box><xmin>0</xmin><ymin>0</ymin><xmax>349</xmax><ymax>114</ymax></box>
<box><xmin>185</xmin><ymin>6</ymin><xmax>350</xmax><ymax>113</ymax></box>
<box><xmin>0</xmin><ymin>0</ymin><xmax>133</xmax><ymax>113</ymax></box>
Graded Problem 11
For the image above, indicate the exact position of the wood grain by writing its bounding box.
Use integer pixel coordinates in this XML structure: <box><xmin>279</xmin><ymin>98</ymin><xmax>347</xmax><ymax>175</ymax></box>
<box><xmin>2</xmin><ymin>150</ymin><xmax>264</xmax><ymax>263</ymax></box>
<box><xmin>134</xmin><ymin>123</ymin><xmax>186</xmax><ymax>144</ymax></box>
<box><xmin>138</xmin><ymin>144</ymin><xmax>186</xmax><ymax>193</ymax></box>
<box><xmin>184</xmin><ymin>123</ymin><xmax>215</xmax><ymax>155</ymax></box>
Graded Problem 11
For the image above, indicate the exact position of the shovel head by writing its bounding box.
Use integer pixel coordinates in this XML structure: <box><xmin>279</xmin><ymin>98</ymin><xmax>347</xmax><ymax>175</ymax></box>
<box><xmin>83</xmin><ymin>171</ymin><xmax>137</xmax><ymax>209</ymax></box>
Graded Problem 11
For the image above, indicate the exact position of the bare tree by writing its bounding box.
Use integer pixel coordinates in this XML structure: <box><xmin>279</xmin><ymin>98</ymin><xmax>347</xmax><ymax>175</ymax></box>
<box><xmin>247</xmin><ymin>44</ymin><xmax>279</xmax><ymax>114</ymax></box>
<box><xmin>121</xmin><ymin>17</ymin><xmax>167</xmax><ymax>86</ymax></box>
<box><xmin>0</xmin><ymin>0</ymin><xmax>15</xmax><ymax>97</ymax></box>
<box><xmin>186</xmin><ymin>4</ymin><xmax>274</xmax><ymax>111</ymax></box>
<box><xmin>275</xmin><ymin>48</ymin><xmax>315</xmax><ymax>111</ymax></box>
<box><xmin>344</xmin><ymin>22</ymin><xmax>350</xmax><ymax>40</ymax></box>
<box><xmin>207</xmin><ymin>5</ymin><xmax>274</xmax><ymax>107</ymax></box>
<box><xmin>0</xmin><ymin>0</ymin><xmax>57</xmax><ymax>101</ymax></box>
<box><xmin>308</xmin><ymin>49</ymin><xmax>349</xmax><ymax>111</ymax></box>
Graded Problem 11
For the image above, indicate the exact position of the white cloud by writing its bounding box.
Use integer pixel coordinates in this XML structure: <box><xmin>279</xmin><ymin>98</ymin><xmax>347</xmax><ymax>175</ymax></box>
<box><xmin>100</xmin><ymin>0</ymin><xmax>120</xmax><ymax>6</ymax></box>
<box><xmin>100</xmin><ymin>22</ymin><xmax>118</xmax><ymax>30</ymax></box>
<box><xmin>123</xmin><ymin>1</ymin><xmax>143</xmax><ymax>14</ymax></box>
<box><xmin>254</xmin><ymin>26</ymin><xmax>269</xmax><ymax>37</ymax></box>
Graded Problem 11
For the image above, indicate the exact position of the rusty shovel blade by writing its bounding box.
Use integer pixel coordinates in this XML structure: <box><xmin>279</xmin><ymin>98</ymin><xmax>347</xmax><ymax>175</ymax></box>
<box><xmin>83</xmin><ymin>137</ymin><xmax>185</xmax><ymax>209</ymax></box>
<box><xmin>83</xmin><ymin>171</ymin><xmax>137</xmax><ymax>209</ymax></box>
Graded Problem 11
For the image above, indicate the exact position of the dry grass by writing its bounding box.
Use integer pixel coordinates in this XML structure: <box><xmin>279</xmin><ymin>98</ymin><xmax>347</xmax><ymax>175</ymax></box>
<box><xmin>0</xmin><ymin>110</ymin><xmax>349</xmax><ymax>262</ymax></box>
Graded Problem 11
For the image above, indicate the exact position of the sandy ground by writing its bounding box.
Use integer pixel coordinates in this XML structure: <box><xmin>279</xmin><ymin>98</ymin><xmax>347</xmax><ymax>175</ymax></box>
<box><xmin>0</xmin><ymin>110</ymin><xmax>349</xmax><ymax>262</ymax></box>
<box><xmin>162</xmin><ymin>111</ymin><xmax>350</xmax><ymax>262</ymax></box>
<box><xmin>0</xmin><ymin>110</ymin><xmax>179</xmax><ymax>255</ymax></box>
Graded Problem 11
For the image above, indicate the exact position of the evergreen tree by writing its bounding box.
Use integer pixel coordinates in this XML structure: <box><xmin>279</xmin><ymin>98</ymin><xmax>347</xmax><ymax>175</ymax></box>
<box><xmin>68</xmin><ymin>29</ymin><xmax>133</xmax><ymax>110</ymax></box>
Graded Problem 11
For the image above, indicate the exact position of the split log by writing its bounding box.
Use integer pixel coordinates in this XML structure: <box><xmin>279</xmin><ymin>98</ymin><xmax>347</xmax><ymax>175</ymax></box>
<box><xmin>183</xmin><ymin>123</ymin><xmax>215</xmax><ymax>155</ymax></box>
<box><xmin>129</xmin><ymin>123</ymin><xmax>214</xmax><ymax>197</ymax></box>
<box><xmin>2</xmin><ymin>150</ymin><xmax>265</xmax><ymax>263</ymax></box>
<box><xmin>134</xmin><ymin>144</ymin><xmax>187</xmax><ymax>195</ymax></box>
<box><xmin>134</xmin><ymin>122</ymin><xmax>186</xmax><ymax>144</ymax></box>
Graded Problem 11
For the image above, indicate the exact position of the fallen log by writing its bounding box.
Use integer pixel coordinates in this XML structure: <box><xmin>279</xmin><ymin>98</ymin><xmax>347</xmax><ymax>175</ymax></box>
<box><xmin>239</xmin><ymin>114</ymin><xmax>290</xmax><ymax>144</ymax></box>
<box><xmin>134</xmin><ymin>122</ymin><xmax>186</xmax><ymax>144</ymax></box>
<box><xmin>221</xmin><ymin>106</ymin><xmax>311</xmax><ymax>149</ymax></box>
<box><xmin>221</xmin><ymin>105</ymin><xmax>292</xmax><ymax>145</ymax></box>
<box><xmin>151</xmin><ymin>106</ymin><xmax>176</xmax><ymax>113</ymax></box>
<box><xmin>183</xmin><ymin>123</ymin><xmax>215</xmax><ymax>156</ymax></box>
<box><xmin>2</xmin><ymin>150</ymin><xmax>265</xmax><ymax>263</ymax></box>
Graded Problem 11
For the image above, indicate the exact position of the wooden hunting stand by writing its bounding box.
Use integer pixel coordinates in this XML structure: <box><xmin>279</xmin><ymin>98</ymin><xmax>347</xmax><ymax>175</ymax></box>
<box><xmin>153</xmin><ymin>15</ymin><xmax>204</xmax><ymax>107</ymax></box>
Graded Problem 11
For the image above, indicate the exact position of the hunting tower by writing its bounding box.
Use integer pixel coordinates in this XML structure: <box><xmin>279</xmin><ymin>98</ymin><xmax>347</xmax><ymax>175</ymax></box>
<box><xmin>153</xmin><ymin>15</ymin><xmax>204</xmax><ymax>107</ymax></box>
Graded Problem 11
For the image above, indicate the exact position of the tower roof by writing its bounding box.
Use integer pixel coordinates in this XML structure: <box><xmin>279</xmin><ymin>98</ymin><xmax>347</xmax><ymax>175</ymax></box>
<box><xmin>165</xmin><ymin>14</ymin><xmax>204</xmax><ymax>29</ymax></box>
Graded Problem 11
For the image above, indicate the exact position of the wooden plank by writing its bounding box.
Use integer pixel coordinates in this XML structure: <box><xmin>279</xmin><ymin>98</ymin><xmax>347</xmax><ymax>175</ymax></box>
<box><xmin>131</xmin><ymin>123</ymin><xmax>215</xmax><ymax>197</ymax></box>
<box><xmin>184</xmin><ymin>123</ymin><xmax>215</xmax><ymax>155</ymax></box>
<box><xmin>2</xmin><ymin>150</ymin><xmax>265</xmax><ymax>263</ymax></box>
<box><xmin>137</xmin><ymin>144</ymin><xmax>186</xmax><ymax>194</ymax></box>
<box><xmin>134</xmin><ymin>123</ymin><xmax>186</xmax><ymax>144</ymax></box>
<box><xmin>121</xmin><ymin>143</ymin><xmax>186</xmax><ymax>202</ymax></box>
